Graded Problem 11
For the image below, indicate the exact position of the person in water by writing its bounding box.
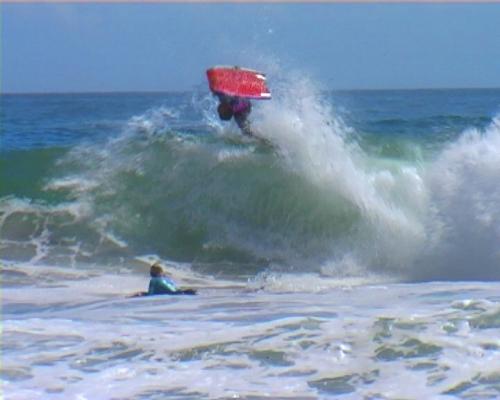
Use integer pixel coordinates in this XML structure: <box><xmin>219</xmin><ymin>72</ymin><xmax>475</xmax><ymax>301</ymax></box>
<box><xmin>148</xmin><ymin>263</ymin><xmax>196</xmax><ymax>295</ymax></box>
<box><xmin>131</xmin><ymin>262</ymin><xmax>196</xmax><ymax>297</ymax></box>
<box><xmin>217</xmin><ymin>94</ymin><xmax>253</xmax><ymax>136</ymax></box>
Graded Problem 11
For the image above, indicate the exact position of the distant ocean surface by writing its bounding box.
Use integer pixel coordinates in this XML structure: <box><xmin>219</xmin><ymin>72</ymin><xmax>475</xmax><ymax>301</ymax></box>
<box><xmin>2</xmin><ymin>85</ymin><xmax>500</xmax><ymax>399</ymax></box>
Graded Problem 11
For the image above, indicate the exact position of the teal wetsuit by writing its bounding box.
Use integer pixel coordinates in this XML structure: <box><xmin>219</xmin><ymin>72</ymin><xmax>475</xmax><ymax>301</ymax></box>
<box><xmin>148</xmin><ymin>276</ymin><xmax>178</xmax><ymax>295</ymax></box>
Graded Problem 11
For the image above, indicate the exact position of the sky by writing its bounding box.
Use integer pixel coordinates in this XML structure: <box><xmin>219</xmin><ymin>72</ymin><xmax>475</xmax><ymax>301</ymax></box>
<box><xmin>2</xmin><ymin>3</ymin><xmax>500</xmax><ymax>93</ymax></box>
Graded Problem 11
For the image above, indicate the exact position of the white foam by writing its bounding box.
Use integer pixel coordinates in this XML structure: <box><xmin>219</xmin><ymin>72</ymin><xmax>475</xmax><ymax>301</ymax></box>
<box><xmin>43</xmin><ymin>177</ymin><xmax>99</xmax><ymax>194</ymax></box>
<box><xmin>0</xmin><ymin>197</ymin><xmax>94</xmax><ymax>265</ymax></box>
<box><xmin>4</xmin><ymin>280</ymin><xmax>500</xmax><ymax>399</ymax></box>
<box><xmin>216</xmin><ymin>148</ymin><xmax>252</xmax><ymax>162</ymax></box>
<box><xmin>253</xmin><ymin>74</ymin><xmax>428</xmax><ymax>272</ymax></box>
<box><xmin>423</xmin><ymin>116</ymin><xmax>500</xmax><ymax>279</ymax></box>
<box><xmin>126</xmin><ymin>107</ymin><xmax>179</xmax><ymax>136</ymax></box>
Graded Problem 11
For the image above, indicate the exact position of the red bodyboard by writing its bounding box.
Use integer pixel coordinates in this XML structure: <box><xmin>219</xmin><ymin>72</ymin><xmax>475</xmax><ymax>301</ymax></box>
<box><xmin>206</xmin><ymin>66</ymin><xmax>271</xmax><ymax>100</ymax></box>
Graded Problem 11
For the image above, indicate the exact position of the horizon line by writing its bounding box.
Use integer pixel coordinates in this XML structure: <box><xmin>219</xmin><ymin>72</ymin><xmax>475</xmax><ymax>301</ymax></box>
<box><xmin>2</xmin><ymin>87</ymin><xmax>500</xmax><ymax>96</ymax></box>
<box><xmin>3</xmin><ymin>0</ymin><xmax>500</xmax><ymax>3</ymax></box>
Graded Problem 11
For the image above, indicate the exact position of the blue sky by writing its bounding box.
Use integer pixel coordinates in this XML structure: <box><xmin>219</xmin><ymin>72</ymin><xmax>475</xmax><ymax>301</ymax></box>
<box><xmin>3</xmin><ymin>3</ymin><xmax>500</xmax><ymax>93</ymax></box>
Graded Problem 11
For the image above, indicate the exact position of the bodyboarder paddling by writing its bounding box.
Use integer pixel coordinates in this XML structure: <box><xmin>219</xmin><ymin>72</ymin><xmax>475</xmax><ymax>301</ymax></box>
<box><xmin>147</xmin><ymin>262</ymin><xmax>196</xmax><ymax>296</ymax></box>
<box><xmin>130</xmin><ymin>262</ymin><xmax>197</xmax><ymax>297</ymax></box>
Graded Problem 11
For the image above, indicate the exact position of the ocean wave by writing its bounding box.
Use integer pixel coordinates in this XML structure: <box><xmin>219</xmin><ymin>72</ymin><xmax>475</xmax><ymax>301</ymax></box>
<box><xmin>2</xmin><ymin>87</ymin><xmax>500</xmax><ymax>283</ymax></box>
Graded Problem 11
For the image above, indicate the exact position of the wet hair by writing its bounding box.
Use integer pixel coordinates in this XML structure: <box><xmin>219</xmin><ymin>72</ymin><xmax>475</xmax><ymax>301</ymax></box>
<box><xmin>217</xmin><ymin>102</ymin><xmax>233</xmax><ymax>121</ymax></box>
<box><xmin>150</xmin><ymin>262</ymin><xmax>164</xmax><ymax>278</ymax></box>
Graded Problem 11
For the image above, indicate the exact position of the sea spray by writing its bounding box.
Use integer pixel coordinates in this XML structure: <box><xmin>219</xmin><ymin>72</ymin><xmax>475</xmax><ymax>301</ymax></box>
<box><xmin>419</xmin><ymin>116</ymin><xmax>500</xmax><ymax>280</ymax></box>
<box><xmin>254</xmin><ymin>75</ymin><xmax>428</xmax><ymax>275</ymax></box>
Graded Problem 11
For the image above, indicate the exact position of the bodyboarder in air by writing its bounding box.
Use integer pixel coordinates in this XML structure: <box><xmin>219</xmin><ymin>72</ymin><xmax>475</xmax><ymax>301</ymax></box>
<box><xmin>216</xmin><ymin>94</ymin><xmax>253</xmax><ymax>136</ymax></box>
<box><xmin>206</xmin><ymin>66</ymin><xmax>271</xmax><ymax>137</ymax></box>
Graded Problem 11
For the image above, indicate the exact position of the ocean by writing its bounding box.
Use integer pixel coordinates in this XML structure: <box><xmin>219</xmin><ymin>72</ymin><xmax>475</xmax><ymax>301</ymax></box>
<box><xmin>2</xmin><ymin>82</ymin><xmax>500</xmax><ymax>399</ymax></box>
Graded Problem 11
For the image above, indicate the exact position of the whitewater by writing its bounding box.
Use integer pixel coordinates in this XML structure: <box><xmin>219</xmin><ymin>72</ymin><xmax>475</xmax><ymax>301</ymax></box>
<box><xmin>2</xmin><ymin>80</ymin><xmax>500</xmax><ymax>399</ymax></box>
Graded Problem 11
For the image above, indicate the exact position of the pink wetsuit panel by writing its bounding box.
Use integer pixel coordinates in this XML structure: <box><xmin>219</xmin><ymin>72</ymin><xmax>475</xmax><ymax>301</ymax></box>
<box><xmin>231</xmin><ymin>99</ymin><xmax>251</xmax><ymax>114</ymax></box>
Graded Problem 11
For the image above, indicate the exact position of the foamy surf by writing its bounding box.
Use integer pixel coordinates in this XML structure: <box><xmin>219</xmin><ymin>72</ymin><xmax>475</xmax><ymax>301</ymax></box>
<box><xmin>3</xmin><ymin>277</ymin><xmax>500</xmax><ymax>399</ymax></box>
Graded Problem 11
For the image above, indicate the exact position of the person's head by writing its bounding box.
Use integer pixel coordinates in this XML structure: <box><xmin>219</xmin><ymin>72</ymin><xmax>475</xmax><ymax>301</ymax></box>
<box><xmin>150</xmin><ymin>262</ymin><xmax>165</xmax><ymax>278</ymax></box>
<box><xmin>217</xmin><ymin>102</ymin><xmax>233</xmax><ymax>121</ymax></box>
